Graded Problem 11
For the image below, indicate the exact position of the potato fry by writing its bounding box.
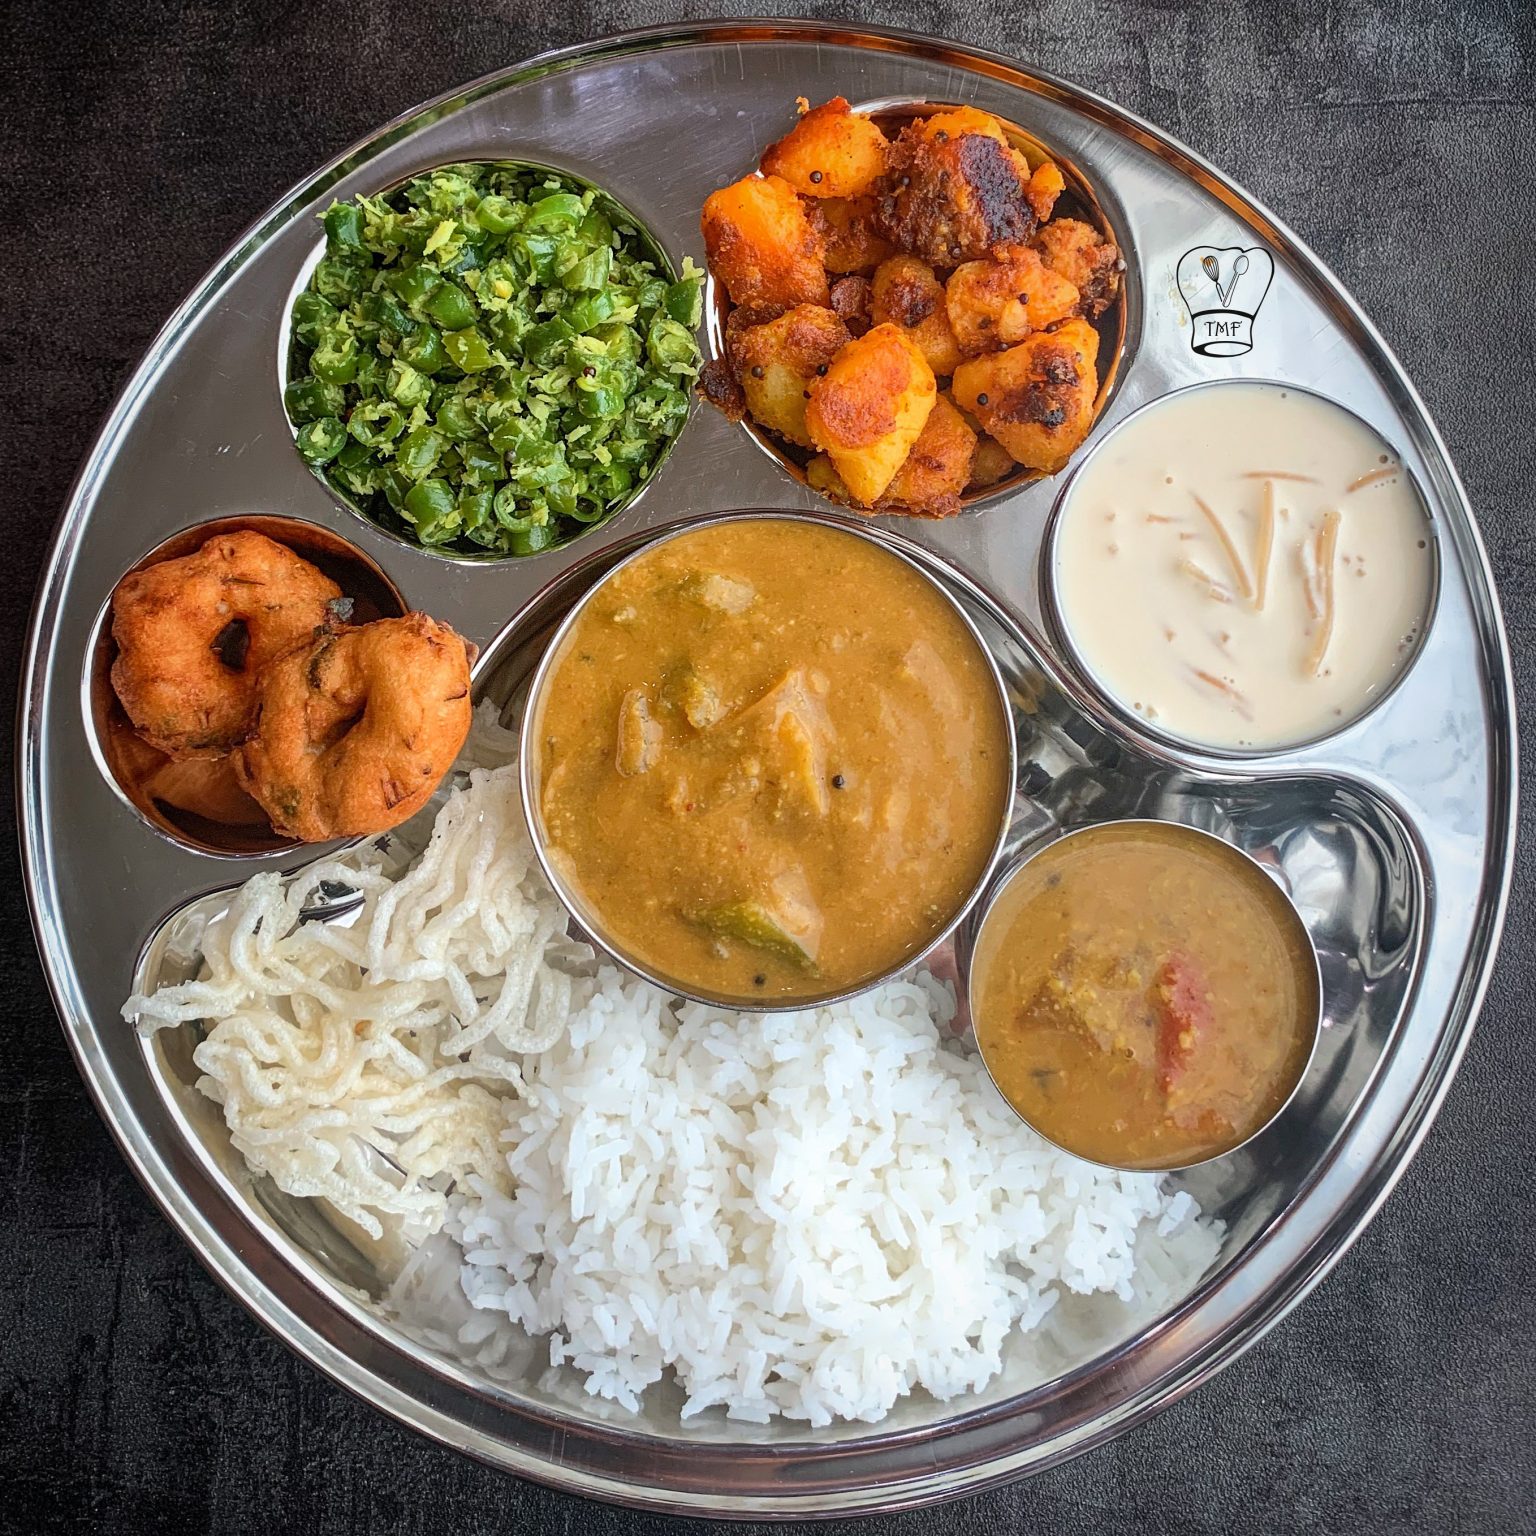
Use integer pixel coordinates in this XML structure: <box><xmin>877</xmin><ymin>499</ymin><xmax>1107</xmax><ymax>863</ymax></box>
<box><xmin>701</xmin><ymin>174</ymin><xmax>828</xmax><ymax>312</ymax></box>
<box><xmin>951</xmin><ymin>319</ymin><xmax>1099</xmax><ymax>474</ymax></box>
<box><xmin>761</xmin><ymin>96</ymin><xmax>890</xmax><ymax>199</ymax></box>
<box><xmin>879</xmin><ymin>395</ymin><xmax>977</xmax><ymax>519</ymax></box>
<box><xmin>945</xmin><ymin>248</ymin><xmax>1079</xmax><ymax>357</ymax></box>
<box><xmin>732</xmin><ymin>305</ymin><xmax>851</xmax><ymax>448</ymax></box>
<box><xmin>805</xmin><ymin>324</ymin><xmax>937</xmax><ymax>504</ymax></box>
<box><xmin>870</xmin><ymin>255</ymin><xmax>963</xmax><ymax>377</ymax></box>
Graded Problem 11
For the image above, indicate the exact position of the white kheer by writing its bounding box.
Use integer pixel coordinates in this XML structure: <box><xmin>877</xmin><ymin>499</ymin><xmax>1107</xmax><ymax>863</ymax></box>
<box><xmin>1052</xmin><ymin>381</ymin><xmax>1435</xmax><ymax>749</ymax></box>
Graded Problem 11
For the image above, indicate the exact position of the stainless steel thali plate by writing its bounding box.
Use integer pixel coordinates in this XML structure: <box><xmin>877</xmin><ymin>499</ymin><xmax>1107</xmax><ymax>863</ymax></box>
<box><xmin>18</xmin><ymin>20</ymin><xmax>1517</xmax><ymax>1518</ymax></box>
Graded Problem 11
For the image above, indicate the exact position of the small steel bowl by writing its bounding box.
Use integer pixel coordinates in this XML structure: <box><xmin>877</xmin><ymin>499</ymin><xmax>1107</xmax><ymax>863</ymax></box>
<box><xmin>519</xmin><ymin>508</ymin><xmax>1018</xmax><ymax>1012</ymax></box>
<box><xmin>277</xmin><ymin>158</ymin><xmax>695</xmax><ymax>567</ymax></box>
<box><xmin>83</xmin><ymin>513</ymin><xmax>408</xmax><ymax>858</ymax></box>
<box><xmin>964</xmin><ymin>817</ymin><xmax>1324</xmax><ymax>1172</ymax></box>
<box><xmin>1039</xmin><ymin>378</ymin><xmax>1442</xmax><ymax>764</ymax></box>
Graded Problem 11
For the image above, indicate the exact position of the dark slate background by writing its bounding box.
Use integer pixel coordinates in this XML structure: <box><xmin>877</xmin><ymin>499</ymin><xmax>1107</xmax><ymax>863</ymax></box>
<box><xmin>2</xmin><ymin>3</ymin><xmax>1531</xmax><ymax>1532</ymax></box>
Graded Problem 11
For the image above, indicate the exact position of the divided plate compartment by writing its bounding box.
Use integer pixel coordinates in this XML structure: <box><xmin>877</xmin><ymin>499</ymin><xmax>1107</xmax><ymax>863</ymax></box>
<box><xmin>21</xmin><ymin>22</ymin><xmax>1513</xmax><ymax>1515</ymax></box>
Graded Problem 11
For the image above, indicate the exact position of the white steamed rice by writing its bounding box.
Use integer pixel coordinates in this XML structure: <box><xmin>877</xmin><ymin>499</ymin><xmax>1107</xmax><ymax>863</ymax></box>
<box><xmin>449</xmin><ymin>964</ymin><xmax>1215</xmax><ymax>1425</ymax></box>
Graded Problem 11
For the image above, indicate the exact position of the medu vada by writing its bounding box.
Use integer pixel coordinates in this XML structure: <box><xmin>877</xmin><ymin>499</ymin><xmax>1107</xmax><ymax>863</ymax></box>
<box><xmin>142</xmin><ymin>754</ymin><xmax>269</xmax><ymax>827</ymax></box>
<box><xmin>110</xmin><ymin>724</ymin><xmax>268</xmax><ymax>827</ymax></box>
<box><xmin>111</xmin><ymin>531</ymin><xmax>342</xmax><ymax>758</ymax></box>
<box><xmin>234</xmin><ymin>613</ymin><xmax>473</xmax><ymax>842</ymax></box>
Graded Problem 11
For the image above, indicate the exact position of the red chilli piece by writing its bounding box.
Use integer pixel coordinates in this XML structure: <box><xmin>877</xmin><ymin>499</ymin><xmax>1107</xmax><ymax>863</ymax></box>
<box><xmin>1154</xmin><ymin>952</ymin><xmax>1212</xmax><ymax>1095</ymax></box>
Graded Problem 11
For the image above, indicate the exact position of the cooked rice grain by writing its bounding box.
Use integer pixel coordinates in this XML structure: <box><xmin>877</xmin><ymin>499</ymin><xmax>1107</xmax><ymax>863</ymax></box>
<box><xmin>452</xmin><ymin>966</ymin><xmax>1218</xmax><ymax>1425</ymax></box>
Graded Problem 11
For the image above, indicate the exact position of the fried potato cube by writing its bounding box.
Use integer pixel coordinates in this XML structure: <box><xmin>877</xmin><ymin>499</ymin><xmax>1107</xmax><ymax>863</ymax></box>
<box><xmin>967</xmin><ymin>433</ymin><xmax>1017</xmax><ymax>489</ymax></box>
<box><xmin>761</xmin><ymin>96</ymin><xmax>891</xmax><ymax>199</ymax></box>
<box><xmin>805</xmin><ymin>453</ymin><xmax>852</xmax><ymax>503</ymax></box>
<box><xmin>701</xmin><ymin>174</ymin><xmax>829</xmax><ymax>312</ymax></box>
<box><xmin>876</xmin><ymin>116</ymin><xmax>1039</xmax><ymax>265</ymax></box>
<box><xmin>906</xmin><ymin>106</ymin><xmax>1011</xmax><ymax>145</ymax></box>
<box><xmin>870</xmin><ymin>255</ymin><xmax>963</xmax><ymax>377</ymax></box>
<box><xmin>945</xmin><ymin>248</ymin><xmax>1080</xmax><ymax>356</ymax></box>
<box><xmin>949</xmin><ymin>399</ymin><xmax>1018</xmax><ymax>489</ymax></box>
<box><xmin>1032</xmin><ymin>217</ymin><xmax>1124</xmax><ymax>317</ymax></box>
<box><xmin>805</xmin><ymin>324</ymin><xmax>937</xmax><ymax>504</ymax></box>
<box><xmin>811</xmin><ymin>195</ymin><xmax>895</xmax><ymax>274</ymax></box>
<box><xmin>951</xmin><ymin>319</ymin><xmax>1100</xmax><ymax>474</ymax></box>
<box><xmin>732</xmin><ymin>304</ymin><xmax>851</xmax><ymax>448</ymax></box>
<box><xmin>1024</xmin><ymin>161</ymin><xmax>1066</xmax><ymax>224</ymax></box>
<box><xmin>878</xmin><ymin>394</ymin><xmax>977</xmax><ymax>519</ymax></box>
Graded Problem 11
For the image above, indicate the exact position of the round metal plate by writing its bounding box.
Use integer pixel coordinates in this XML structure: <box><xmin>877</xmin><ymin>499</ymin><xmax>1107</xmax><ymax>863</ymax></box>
<box><xmin>17</xmin><ymin>20</ymin><xmax>1517</xmax><ymax>1518</ymax></box>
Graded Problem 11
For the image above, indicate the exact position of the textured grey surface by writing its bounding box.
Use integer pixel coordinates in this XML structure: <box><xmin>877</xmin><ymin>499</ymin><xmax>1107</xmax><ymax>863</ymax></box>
<box><xmin>2</xmin><ymin>2</ymin><xmax>1532</xmax><ymax>1532</ymax></box>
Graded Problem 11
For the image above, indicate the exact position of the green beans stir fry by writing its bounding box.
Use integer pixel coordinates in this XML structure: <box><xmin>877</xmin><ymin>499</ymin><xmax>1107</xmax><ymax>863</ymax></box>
<box><xmin>285</xmin><ymin>163</ymin><xmax>702</xmax><ymax>557</ymax></box>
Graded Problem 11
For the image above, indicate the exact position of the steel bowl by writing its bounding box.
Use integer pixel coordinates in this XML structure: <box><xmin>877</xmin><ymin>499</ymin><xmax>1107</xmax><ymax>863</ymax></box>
<box><xmin>965</xmin><ymin>817</ymin><xmax>1324</xmax><ymax>1171</ymax></box>
<box><xmin>517</xmin><ymin>508</ymin><xmax>1017</xmax><ymax>1012</ymax></box>
<box><xmin>1038</xmin><ymin>378</ymin><xmax>1443</xmax><ymax>761</ymax></box>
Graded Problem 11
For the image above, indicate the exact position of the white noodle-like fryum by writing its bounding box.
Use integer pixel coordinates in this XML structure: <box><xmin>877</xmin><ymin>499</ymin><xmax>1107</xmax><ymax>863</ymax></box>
<box><xmin>124</xmin><ymin>757</ymin><xmax>575</xmax><ymax>1238</ymax></box>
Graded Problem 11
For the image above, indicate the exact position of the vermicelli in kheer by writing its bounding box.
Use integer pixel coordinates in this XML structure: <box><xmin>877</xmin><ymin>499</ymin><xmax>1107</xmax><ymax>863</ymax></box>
<box><xmin>1051</xmin><ymin>381</ymin><xmax>1435</xmax><ymax>749</ymax></box>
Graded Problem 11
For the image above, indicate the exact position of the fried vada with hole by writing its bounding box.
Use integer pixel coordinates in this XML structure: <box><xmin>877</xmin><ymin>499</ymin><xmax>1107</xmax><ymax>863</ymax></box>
<box><xmin>110</xmin><ymin>530</ymin><xmax>342</xmax><ymax>759</ymax></box>
<box><xmin>235</xmin><ymin>613</ymin><xmax>473</xmax><ymax>842</ymax></box>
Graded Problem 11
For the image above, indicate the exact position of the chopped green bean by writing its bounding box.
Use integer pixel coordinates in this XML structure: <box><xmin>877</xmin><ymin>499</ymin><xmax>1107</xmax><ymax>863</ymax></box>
<box><xmin>323</xmin><ymin>203</ymin><xmax>368</xmax><ymax>256</ymax></box>
<box><xmin>397</xmin><ymin>325</ymin><xmax>447</xmax><ymax>375</ymax></box>
<box><xmin>296</xmin><ymin>417</ymin><xmax>347</xmax><ymax>464</ymax></box>
<box><xmin>473</xmin><ymin>195</ymin><xmax>520</xmax><ymax>236</ymax></box>
<box><xmin>665</xmin><ymin>278</ymin><xmax>704</xmax><ymax>328</ymax></box>
<box><xmin>443</xmin><ymin>328</ymin><xmax>493</xmax><ymax>373</ymax></box>
<box><xmin>426</xmin><ymin>283</ymin><xmax>477</xmax><ymax>330</ymax></box>
<box><xmin>434</xmin><ymin>396</ymin><xmax>481</xmax><ymax>441</ymax></box>
<box><xmin>402</xmin><ymin>478</ymin><xmax>457</xmax><ymax>536</ymax></box>
<box><xmin>525</xmin><ymin>191</ymin><xmax>585</xmax><ymax>229</ymax></box>
<box><xmin>286</xmin><ymin>162</ymin><xmax>701</xmax><ymax>557</ymax></box>
<box><xmin>388</xmin><ymin>263</ymin><xmax>441</xmax><ymax>308</ymax></box>
<box><xmin>291</xmin><ymin>291</ymin><xmax>338</xmax><ymax>346</ymax></box>
<box><xmin>310</xmin><ymin>332</ymin><xmax>359</xmax><ymax>385</ymax></box>
<box><xmin>284</xmin><ymin>376</ymin><xmax>346</xmax><ymax>424</ymax></box>
<box><xmin>348</xmin><ymin>399</ymin><xmax>405</xmax><ymax>446</ymax></box>
<box><xmin>395</xmin><ymin>427</ymin><xmax>444</xmax><ymax>480</ymax></box>
<box><xmin>561</xmin><ymin>245</ymin><xmax>612</xmax><ymax>292</ymax></box>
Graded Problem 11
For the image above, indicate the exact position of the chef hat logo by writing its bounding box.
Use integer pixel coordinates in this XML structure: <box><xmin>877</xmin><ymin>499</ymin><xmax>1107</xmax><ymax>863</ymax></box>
<box><xmin>1177</xmin><ymin>245</ymin><xmax>1274</xmax><ymax>357</ymax></box>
